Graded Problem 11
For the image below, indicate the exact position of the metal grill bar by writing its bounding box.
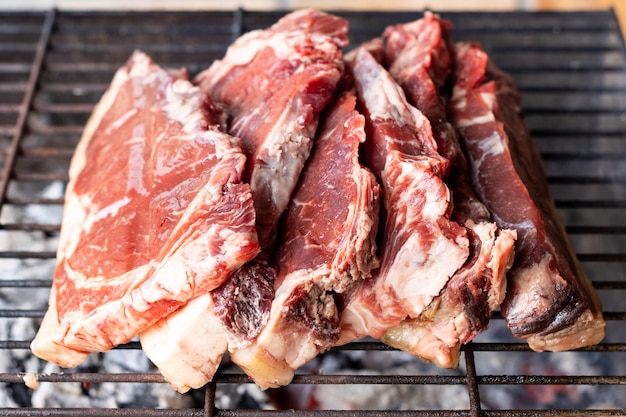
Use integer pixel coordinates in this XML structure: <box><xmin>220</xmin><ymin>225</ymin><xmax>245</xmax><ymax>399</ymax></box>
<box><xmin>0</xmin><ymin>410</ymin><xmax>616</xmax><ymax>417</ymax></box>
<box><xmin>0</xmin><ymin>7</ymin><xmax>625</xmax><ymax>417</ymax></box>
<box><xmin>0</xmin><ymin>10</ymin><xmax>54</xmax><ymax>207</ymax></box>
<box><xmin>464</xmin><ymin>349</ymin><xmax>482</xmax><ymax>417</ymax></box>
<box><xmin>4</xmin><ymin>339</ymin><xmax>626</xmax><ymax>353</ymax></box>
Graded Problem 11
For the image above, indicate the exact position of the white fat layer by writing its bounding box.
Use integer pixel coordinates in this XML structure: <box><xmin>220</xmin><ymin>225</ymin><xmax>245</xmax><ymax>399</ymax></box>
<box><xmin>478</xmin><ymin>131</ymin><xmax>506</xmax><ymax>159</ymax></box>
<box><xmin>163</xmin><ymin>79</ymin><xmax>206</xmax><ymax>134</ymax></box>
<box><xmin>471</xmin><ymin>131</ymin><xmax>507</xmax><ymax>181</ymax></box>
<box><xmin>506</xmin><ymin>253</ymin><xmax>559</xmax><ymax>319</ymax></box>
<box><xmin>338</xmin><ymin>282</ymin><xmax>403</xmax><ymax>341</ymax></box>
<box><xmin>140</xmin><ymin>294</ymin><xmax>227</xmax><ymax>393</ymax></box>
<box><xmin>454</xmin><ymin>112</ymin><xmax>495</xmax><ymax>128</ymax></box>
<box><xmin>480</xmin><ymin>91</ymin><xmax>496</xmax><ymax>110</ymax></box>
<box><xmin>387</xmin><ymin>232</ymin><xmax>467</xmax><ymax>310</ymax></box>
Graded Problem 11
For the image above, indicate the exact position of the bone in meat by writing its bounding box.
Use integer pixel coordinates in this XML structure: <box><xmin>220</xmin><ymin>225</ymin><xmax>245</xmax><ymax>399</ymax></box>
<box><xmin>195</xmin><ymin>8</ymin><xmax>349</xmax><ymax>251</ymax></box>
<box><xmin>143</xmin><ymin>9</ymin><xmax>349</xmax><ymax>392</ymax></box>
<box><xmin>379</xmin><ymin>12</ymin><xmax>516</xmax><ymax>369</ymax></box>
<box><xmin>232</xmin><ymin>89</ymin><xmax>380</xmax><ymax>389</ymax></box>
<box><xmin>338</xmin><ymin>48</ymin><xmax>469</xmax><ymax>345</ymax></box>
<box><xmin>449</xmin><ymin>41</ymin><xmax>605</xmax><ymax>351</ymax></box>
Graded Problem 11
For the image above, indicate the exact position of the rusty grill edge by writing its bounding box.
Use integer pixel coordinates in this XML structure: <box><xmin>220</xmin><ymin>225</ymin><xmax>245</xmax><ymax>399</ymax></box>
<box><xmin>0</xmin><ymin>7</ymin><xmax>625</xmax><ymax>417</ymax></box>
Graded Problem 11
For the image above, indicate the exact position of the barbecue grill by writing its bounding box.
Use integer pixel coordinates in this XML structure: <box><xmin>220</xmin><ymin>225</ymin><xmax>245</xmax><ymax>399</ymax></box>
<box><xmin>1</xmin><ymin>7</ymin><xmax>625</xmax><ymax>416</ymax></box>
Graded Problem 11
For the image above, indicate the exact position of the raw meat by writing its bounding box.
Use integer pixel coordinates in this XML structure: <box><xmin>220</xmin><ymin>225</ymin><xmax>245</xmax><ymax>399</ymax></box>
<box><xmin>338</xmin><ymin>48</ymin><xmax>469</xmax><ymax>345</ymax></box>
<box><xmin>30</xmin><ymin>50</ymin><xmax>260</xmax><ymax>368</ymax></box>
<box><xmin>379</xmin><ymin>13</ymin><xmax>516</xmax><ymax>369</ymax></box>
<box><xmin>383</xmin><ymin>12</ymin><xmax>460</xmax><ymax>165</ymax></box>
<box><xmin>140</xmin><ymin>258</ymin><xmax>276</xmax><ymax>393</ymax></box>
<box><xmin>449</xmin><ymin>42</ymin><xmax>605</xmax><ymax>351</ymax></box>
<box><xmin>232</xmin><ymin>90</ymin><xmax>380</xmax><ymax>389</ymax></box>
<box><xmin>139</xmin><ymin>294</ymin><xmax>228</xmax><ymax>393</ymax></box>
<box><xmin>144</xmin><ymin>10</ymin><xmax>349</xmax><ymax>392</ymax></box>
<box><xmin>195</xmin><ymin>8</ymin><xmax>349</xmax><ymax>251</ymax></box>
<box><xmin>212</xmin><ymin>260</ymin><xmax>276</xmax><ymax>349</ymax></box>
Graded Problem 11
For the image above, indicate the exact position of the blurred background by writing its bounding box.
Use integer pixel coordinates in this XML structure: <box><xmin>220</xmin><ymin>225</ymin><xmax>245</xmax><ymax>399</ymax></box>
<box><xmin>2</xmin><ymin>0</ymin><xmax>624</xmax><ymax>37</ymax></box>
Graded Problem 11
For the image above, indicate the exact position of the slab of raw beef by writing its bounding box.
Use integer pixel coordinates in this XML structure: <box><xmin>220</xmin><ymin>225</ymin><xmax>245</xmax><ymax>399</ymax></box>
<box><xmin>30</xmin><ymin>51</ymin><xmax>260</xmax><ymax>368</ymax></box>
<box><xmin>195</xmin><ymin>8</ymin><xmax>348</xmax><ymax>251</ymax></box>
<box><xmin>338</xmin><ymin>48</ymin><xmax>469</xmax><ymax>345</ymax></box>
<box><xmin>449</xmin><ymin>42</ymin><xmax>605</xmax><ymax>351</ymax></box>
<box><xmin>142</xmin><ymin>10</ymin><xmax>348</xmax><ymax>392</ymax></box>
<box><xmin>379</xmin><ymin>13</ymin><xmax>516</xmax><ymax>369</ymax></box>
<box><xmin>140</xmin><ymin>258</ymin><xmax>275</xmax><ymax>393</ymax></box>
<box><xmin>232</xmin><ymin>89</ymin><xmax>380</xmax><ymax>389</ymax></box>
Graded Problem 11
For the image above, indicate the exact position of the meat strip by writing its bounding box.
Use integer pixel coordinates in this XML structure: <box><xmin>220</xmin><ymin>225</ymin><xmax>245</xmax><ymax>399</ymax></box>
<box><xmin>449</xmin><ymin>42</ymin><xmax>605</xmax><ymax>351</ymax></box>
<box><xmin>143</xmin><ymin>10</ymin><xmax>348</xmax><ymax>391</ymax></box>
<box><xmin>195</xmin><ymin>8</ymin><xmax>348</xmax><ymax>252</ymax></box>
<box><xmin>380</xmin><ymin>13</ymin><xmax>516</xmax><ymax>369</ymax></box>
<box><xmin>338</xmin><ymin>48</ymin><xmax>469</xmax><ymax>345</ymax></box>
<box><xmin>31</xmin><ymin>51</ymin><xmax>260</xmax><ymax>368</ymax></box>
<box><xmin>232</xmin><ymin>89</ymin><xmax>380</xmax><ymax>389</ymax></box>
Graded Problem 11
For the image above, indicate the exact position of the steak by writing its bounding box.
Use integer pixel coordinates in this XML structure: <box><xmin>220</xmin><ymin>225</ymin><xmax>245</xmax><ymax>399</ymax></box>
<box><xmin>30</xmin><ymin>51</ymin><xmax>260</xmax><ymax>369</ymax></box>
<box><xmin>449</xmin><ymin>42</ymin><xmax>605</xmax><ymax>351</ymax></box>
<box><xmin>338</xmin><ymin>48</ymin><xmax>469</xmax><ymax>345</ymax></box>
<box><xmin>379</xmin><ymin>13</ymin><xmax>516</xmax><ymax>369</ymax></box>
<box><xmin>232</xmin><ymin>89</ymin><xmax>380</xmax><ymax>389</ymax></box>
<box><xmin>195</xmin><ymin>8</ymin><xmax>349</xmax><ymax>252</ymax></box>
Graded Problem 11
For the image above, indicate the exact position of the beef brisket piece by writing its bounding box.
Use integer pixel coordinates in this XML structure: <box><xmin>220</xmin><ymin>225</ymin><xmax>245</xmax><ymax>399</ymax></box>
<box><xmin>195</xmin><ymin>8</ymin><xmax>348</xmax><ymax>252</ymax></box>
<box><xmin>449</xmin><ymin>42</ymin><xmax>605</xmax><ymax>351</ymax></box>
<box><xmin>379</xmin><ymin>13</ymin><xmax>516</xmax><ymax>369</ymax></box>
<box><xmin>232</xmin><ymin>89</ymin><xmax>380</xmax><ymax>389</ymax></box>
<box><xmin>31</xmin><ymin>51</ymin><xmax>260</xmax><ymax>368</ymax></box>
<box><xmin>338</xmin><ymin>48</ymin><xmax>469</xmax><ymax>345</ymax></box>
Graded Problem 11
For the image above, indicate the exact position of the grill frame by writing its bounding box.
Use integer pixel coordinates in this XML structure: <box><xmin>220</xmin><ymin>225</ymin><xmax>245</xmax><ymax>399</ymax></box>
<box><xmin>1</xmin><ymin>7</ymin><xmax>625</xmax><ymax>416</ymax></box>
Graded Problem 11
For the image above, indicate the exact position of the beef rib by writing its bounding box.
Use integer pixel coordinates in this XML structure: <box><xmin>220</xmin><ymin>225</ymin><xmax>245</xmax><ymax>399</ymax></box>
<box><xmin>195</xmin><ymin>8</ymin><xmax>349</xmax><ymax>252</ymax></box>
<box><xmin>449</xmin><ymin>42</ymin><xmax>605</xmax><ymax>352</ymax></box>
<box><xmin>338</xmin><ymin>48</ymin><xmax>469</xmax><ymax>345</ymax></box>
<box><xmin>380</xmin><ymin>13</ymin><xmax>516</xmax><ymax>369</ymax></box>
<box><xmin>30</xmin><ymin>50</ymin><xmax>260</xmax><ymax>368</ymax></box>
<box><xmin>232</xmin><ymin>89</ymin><xmax>380</xmax><ymax>389</ymax></box>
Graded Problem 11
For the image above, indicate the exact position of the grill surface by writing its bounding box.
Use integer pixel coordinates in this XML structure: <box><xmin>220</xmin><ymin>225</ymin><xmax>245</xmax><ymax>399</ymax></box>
<box><xmin>1</xmin><ymin>7</ymin><xmax>626</xmax><ymax>416</ymax></box>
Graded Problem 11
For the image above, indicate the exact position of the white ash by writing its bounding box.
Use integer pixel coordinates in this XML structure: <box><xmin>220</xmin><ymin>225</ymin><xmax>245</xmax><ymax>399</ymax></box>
<box><xmin>267</xmin><ymin>349</ymin><xmax>469</xmax><ymax>411</ymax></box>
<box><xmin>472</xmin><ymin>321</ymin><xmax>620</xmax><ymax>410</ymax></box>
<box><xmin>1</xmin><ymin>180</ymin><xmax>622</xmax><ymax>411</ymax></box>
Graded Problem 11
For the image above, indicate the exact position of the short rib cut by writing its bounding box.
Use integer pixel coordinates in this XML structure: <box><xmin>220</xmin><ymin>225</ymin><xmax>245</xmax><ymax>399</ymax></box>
<box><xmin>195</xmin><ymin>8</ymin><xmax>349</xmax><ymax>252</ymax></box>
<box><xmin>338</xmin><ymin>48</ymin><xmax>469</xmax><ymax>346</ymax></box>
<box><xmin>184</xmin><ymin>9</ymin><xmax>350</xmax><ymax>390</ymax></box>
<box><xmin>232</xmin><ymin>89</ymin><xmax>380</xmax><ymax>389</ymax></box>
<box><xmin>449</xmin><ymin>42</ymin><xmax>605</xmax><ymax>351</ymax></box>
<box><xmin>30</xmin><ymin>51</ymin><xmax>260</xmax><ymax>368</ymax></box>
<box><xmin>380</xmin><ymin>12</ymin><xmax>516</xmax><ymax>369</ymax></box>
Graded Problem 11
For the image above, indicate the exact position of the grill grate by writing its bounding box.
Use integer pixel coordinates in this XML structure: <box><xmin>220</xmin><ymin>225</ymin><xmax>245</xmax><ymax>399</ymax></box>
<box><xmin>1</xmin><ymin>8</ymin><xmax>626</xmax><ymax>416</ymax></box>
